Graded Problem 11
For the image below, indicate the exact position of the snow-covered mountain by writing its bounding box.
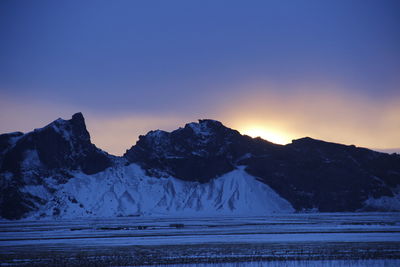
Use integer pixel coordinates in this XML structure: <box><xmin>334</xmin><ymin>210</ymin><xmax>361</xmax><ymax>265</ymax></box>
<box><xmin>0</xmin><ymin>113</ymin><xmax>113</xmax><ymax>219</ymax></box>
<box><xmin>1</xmin><ymin>113</ymin><xmax>399</xmax><ymax>219</ymax></box>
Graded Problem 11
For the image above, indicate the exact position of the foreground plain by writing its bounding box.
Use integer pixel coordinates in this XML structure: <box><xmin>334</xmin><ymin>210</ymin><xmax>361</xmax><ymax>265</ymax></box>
<box><xmin>0</xmin><ymin>213</ymin><xmax>399</xmax><ymax>266</ymax></box>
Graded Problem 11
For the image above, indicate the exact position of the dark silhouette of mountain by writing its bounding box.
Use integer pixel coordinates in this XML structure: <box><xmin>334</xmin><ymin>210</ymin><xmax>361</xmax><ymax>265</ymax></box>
<box><xmin>1</xmin><ymin>113</ymin><xmax>399</xmax><ymax>219</ymax></box>
<box><xmin>124</xmin><ymin>120</ymin><xmax>400</xmax><ymax>212</ymax></box>
<box><xmin>124</xmin><ymin>119</ymin><xmax>280</xmax><ymax>182</ymax></box>
<box><xmin>374</xmin><ymin>148</ymin><xmax>400</xmax><ymax>154</ymax></box>
<box><xmin>0</xmin><ymin>113</ymin><xmax>113</xmax><ymax>219</ymax></box>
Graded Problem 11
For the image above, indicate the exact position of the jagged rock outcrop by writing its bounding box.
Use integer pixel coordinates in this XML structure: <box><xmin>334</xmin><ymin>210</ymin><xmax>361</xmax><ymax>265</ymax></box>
<box><xmin>124</xmin><ymin>119</ymin><xmax>280</xmax><ymax>182</ymax></box>
<box><xmin>0</xmin><ymin>113</ymin><xmax>113</xmax><ymax>219</ymax></box>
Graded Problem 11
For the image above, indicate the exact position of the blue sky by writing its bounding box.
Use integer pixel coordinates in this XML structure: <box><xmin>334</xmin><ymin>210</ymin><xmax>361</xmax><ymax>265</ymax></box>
<box><xmin>1</xmin><ymin>0</ymin><xmax>399</xmax><ymax>154</ymax></box>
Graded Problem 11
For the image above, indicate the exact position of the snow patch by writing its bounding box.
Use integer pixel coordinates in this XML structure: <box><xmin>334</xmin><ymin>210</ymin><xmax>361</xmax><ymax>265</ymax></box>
<box><xmin>236</xmin><ymin>153</ymin><xmax>253</xmax><ymax>163</ymax></box>
<box><xmin>51</xmin><ymin>119</ymin><xmax>72</xmax><ymax>142</ymax></box>
<box><xmin>21</xmin><ymin>150</ymin><xmax>41</xmax><ymax>171</ymax></box>
<box><xmin>364</xmin><ymin>188</ymin><xmax>400</xmax><ymax>211</ymax></box>
<box><xmin>147</xmin><ymin>130</ymin><xmax>168</xmax><ymax>144</ymax></box>
<box><xmin>187</xmin><ymin>122</ymin><xmax>212</xmax><ymax>137</ymax></box>
<box><xmin>21</xmin><ymin>185</ymin><xmax>51</xmax><ymax>200</ymax></box>
<box><xmin>7</xmin><ymin>133</ymin><xmax>23</xmax><ymax>147</ymax></box>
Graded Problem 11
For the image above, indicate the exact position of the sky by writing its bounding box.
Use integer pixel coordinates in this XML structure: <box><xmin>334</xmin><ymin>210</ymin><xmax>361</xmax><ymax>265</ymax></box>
<box><xmin>1</xmin><ymin>0</ymin><xmax>399</xmax><ymax>155</ymax></box>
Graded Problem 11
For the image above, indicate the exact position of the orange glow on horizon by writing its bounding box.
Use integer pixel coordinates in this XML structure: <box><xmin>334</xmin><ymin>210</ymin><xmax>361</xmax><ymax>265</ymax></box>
<box><xmin>240</xmin><ymin>126</ymin><xmax>291</xmax><ymax>145</ymax></box>
<box><xmin>216</xmin><ymin>83</ymin><xmax>400</xmax><ymax>154</ymax></box>
<box><xmin>1</xmin><ymin>85</ymin><xmax>400</xmax><ymax>156</ymax></box>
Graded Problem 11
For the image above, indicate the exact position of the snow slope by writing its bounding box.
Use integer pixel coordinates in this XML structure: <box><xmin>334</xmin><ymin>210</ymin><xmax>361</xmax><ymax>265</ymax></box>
<box><xmin>23</xmin><ymin>164</ymin><xmax>294</xmax><ymax>218</ymax></box>
<box><xmin>363</xmin><ymin>186</ymin><xmax>400</xmax><ymax>211</ymax></box>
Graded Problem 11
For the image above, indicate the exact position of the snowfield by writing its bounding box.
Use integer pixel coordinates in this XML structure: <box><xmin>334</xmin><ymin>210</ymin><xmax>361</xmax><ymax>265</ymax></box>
<box><xmin>23</xmin><ymin>164</ymin><xmax>294</xmax><ymax>219</ymax></box>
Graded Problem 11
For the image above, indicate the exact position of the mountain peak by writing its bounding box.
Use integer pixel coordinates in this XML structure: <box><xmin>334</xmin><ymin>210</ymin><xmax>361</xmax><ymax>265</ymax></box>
<box><xmin>198</xmin><ymin>119</ymin><xmax>224</xmax><ymax>126</ymax></box>
<box><xmin>0</xmin><ymin>112</ymin><xmax>113</xmax><ymax>219</ymax></box>
<box><xmin>184</xmin><ymin>119</ymin><xmax>238</xmax><ymax>139</ymax></box>
<box><xmin>71</xmin><ymin>112</ymin><xmax>84</xmax><ymax>122</ymax></box>
<box><xmin>2</xmin><ymin>112</ymin><xmax>111</xmax><ymax>175</ymax></box>
<box><xmin>35</xmin><ymin>113</ymin><xmax>90</xmax><ymax>145</ymax></box>
<box><xmin>195</xmin><ymin>119</ymin><xmax>225</xmax><ymax>127</ymax></box>
<box><xmin>70</xmin><ymin>112</ymin><xmax>86</xmax><ymax>129</ymax></box>
<box><xmin>124</xmin><ymin>119</ymin><xmax>255</xmax><ymax>182</ymax></box>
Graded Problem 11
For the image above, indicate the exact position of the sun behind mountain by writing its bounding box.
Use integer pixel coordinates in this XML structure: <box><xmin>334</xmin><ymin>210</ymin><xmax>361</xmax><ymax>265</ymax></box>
<box><xmin>241</xmin><ymin>126</ymin><xmax>290</xmax><ymax>145</ymax></box>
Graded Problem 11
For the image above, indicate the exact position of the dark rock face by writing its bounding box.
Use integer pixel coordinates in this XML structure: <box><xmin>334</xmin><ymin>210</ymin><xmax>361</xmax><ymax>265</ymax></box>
<box><xmin>124</xmin><ymin>119</ymin><xmax>279</xmax><ymax>182</ymax></box>
<box><xmin>125</xmin><ymin>121</ymin><xmax>400</xmax><ymax>212</ymax></box>
<box><xmin>0</xmin><ymin>113</ymin><xmax>113</xmax><ymax>219</ymax></box>
<box><xmin>1</xmin><ymin>112</ymin><xmax>112</xmax><ymax>176</ymax></box>
<box><xmin>0</xmin><ymin>132</ymin><xmax>24</xmax><ymax>168</ymax></box>
<box><xmin>244</xmin><ymin>138</ymin><xmax>400</xmax><ymax>211</ymax></box>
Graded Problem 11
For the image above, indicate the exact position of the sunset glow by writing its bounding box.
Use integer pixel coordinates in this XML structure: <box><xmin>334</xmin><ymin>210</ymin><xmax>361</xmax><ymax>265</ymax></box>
<box><xmin>0</xmin><ymin>1</ymin><xmax>399</xmax><ymax>155</ymax></box>
<box><xmin>241</xmin><ymin>126</ymin><xmax>290</xmax><ymax>145</ymax></box>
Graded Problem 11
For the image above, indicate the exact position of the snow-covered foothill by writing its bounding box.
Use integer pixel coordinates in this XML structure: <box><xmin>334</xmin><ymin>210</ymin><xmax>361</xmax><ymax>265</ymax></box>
<box><xmin>25</xmin><ymin>164</ymin><xmax>294</xmax><ymax>219</ymax></box>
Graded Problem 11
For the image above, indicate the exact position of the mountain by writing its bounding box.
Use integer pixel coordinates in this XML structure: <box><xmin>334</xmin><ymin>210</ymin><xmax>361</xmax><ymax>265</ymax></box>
<box><xmin>124</xmin><ymin>119</ymin><xmax>279</xmax><ymax>182</ymax></box>
<box><xmin>0</xmin><ymin>113</ymin><xmax>113</xmax><ymax>219</ymax></box>
<box><xmin>124</xmin><ymin>120</ymin><xmax>400</xmax><ymax>212</ymax></box>
<box><xmin>1</xmin><ymin>113</ymin><xmax>399</xmax><ymax>219</ymax></box>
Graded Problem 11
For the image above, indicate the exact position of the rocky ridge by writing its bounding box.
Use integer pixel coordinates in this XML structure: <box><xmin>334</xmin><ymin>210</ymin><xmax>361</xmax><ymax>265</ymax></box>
<box><xmin>1</xmin><ymin>113</ymin><xmax>399</xmax><ymax>219</ymax></box>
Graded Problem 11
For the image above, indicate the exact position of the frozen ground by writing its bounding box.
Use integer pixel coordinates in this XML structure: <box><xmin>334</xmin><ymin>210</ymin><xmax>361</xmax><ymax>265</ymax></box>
<box><xmin>0</xmin><ymin>212</ymin><xmax>399</xmax><ymax>266</ymax></box>
<box><xmin>149</xmin><ymin>260</ymin><xmax>400</xmax><ymax>266</ymax></box>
